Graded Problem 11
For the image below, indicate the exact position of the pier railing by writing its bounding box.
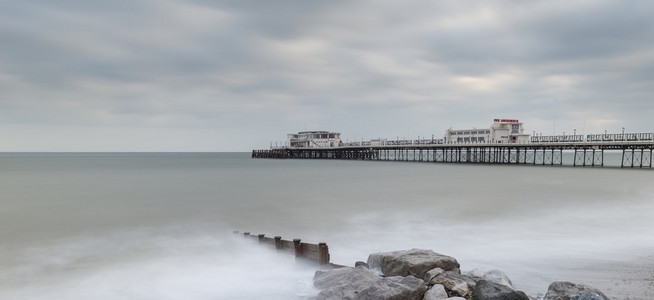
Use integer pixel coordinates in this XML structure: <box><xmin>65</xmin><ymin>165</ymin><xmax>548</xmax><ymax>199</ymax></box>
<box><xmin>268</xmin><ymin>132</ymin><xmax>654</xmax><ymax>149</ymax></box>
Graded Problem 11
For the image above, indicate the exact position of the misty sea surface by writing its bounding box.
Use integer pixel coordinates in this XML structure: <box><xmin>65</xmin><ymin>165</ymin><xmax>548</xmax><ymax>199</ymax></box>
<box><xmin>1</xmin><ymin>152</ymin><xmax>653</xmax><ymax>299</ymax></box>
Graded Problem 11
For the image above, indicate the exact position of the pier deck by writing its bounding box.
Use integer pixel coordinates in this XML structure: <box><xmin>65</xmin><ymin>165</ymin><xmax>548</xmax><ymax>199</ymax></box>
<box><xmin>252</xmin><ymin>141</ymin><xmax>654</xmax><ymax>168</ymax></box>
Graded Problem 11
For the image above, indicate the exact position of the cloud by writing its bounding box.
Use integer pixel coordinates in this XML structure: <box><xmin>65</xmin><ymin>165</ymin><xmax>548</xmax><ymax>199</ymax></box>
<box><xmin>1</xmin><ymin>0</ymin><xmax>653</xmax><ymax>151</ymax></box>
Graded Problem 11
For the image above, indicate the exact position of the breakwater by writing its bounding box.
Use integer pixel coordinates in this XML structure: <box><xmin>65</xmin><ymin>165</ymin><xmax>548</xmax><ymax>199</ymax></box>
<box><xmin>235</xmin><ymin>231</ymin><xmax>337</xmax><ymax>267</ymax></box>
<box><xmin>238</xmin><ymin>233</ymin><xmax>614</xmax><ymax>299</ymax></box>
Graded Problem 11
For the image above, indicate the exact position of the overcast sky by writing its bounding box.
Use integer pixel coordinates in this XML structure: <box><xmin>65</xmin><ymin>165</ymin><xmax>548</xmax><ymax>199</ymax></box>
<box><xmin>1</xmin><ymin>0</ymin><xmax>653</xmax><ymax>151</ymax></box>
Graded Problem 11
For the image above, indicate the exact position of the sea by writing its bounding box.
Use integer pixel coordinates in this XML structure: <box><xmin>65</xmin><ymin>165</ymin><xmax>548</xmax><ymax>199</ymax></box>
<box><xmin>1</xmin><ymin>152</ymin><xmax>653</xmax><ymax>299</ymax></box>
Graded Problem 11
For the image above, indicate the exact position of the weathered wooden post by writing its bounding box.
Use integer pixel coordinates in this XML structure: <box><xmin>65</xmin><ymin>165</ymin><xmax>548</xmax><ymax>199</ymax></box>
<box><xmin>319</xmin><ymin>242</ymin><xmax>329</xmax><ymax>265</ymax></box>
<box><xmin>293</xmin><ymin>239</ymin><xmax>302</xmax><ymax>258</ymax></box>
<box><xmin>274</xmin><ymin>236</ymin><xmax>282</xmax><ymax>250</ymax></box>
<box><xmin>258</xmin><ymin>234</ymin><xmax>265</xmax><ymax>243</ymax></box>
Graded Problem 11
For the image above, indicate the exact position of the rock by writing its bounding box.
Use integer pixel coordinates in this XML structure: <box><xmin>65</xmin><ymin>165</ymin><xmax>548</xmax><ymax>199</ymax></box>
<box><xmin>355</xmin><ymin>261</ymin><xmax>369</xmax><ymax>269</ymax></box>
<box><xmin>355</xmin><ymin>275</ymin><xmax>426</xmax><ymax>300</ymax></box>
<box><xmin>424</xmin><ymin>267</ymin><xmax>445</xmax><ymax>283</ymax></box>
<box><xmin>314</xmin><ymin>266</ymin><xmax>381</xmax><ymax>299</ymax></box>
<box><xmin>464</xmin><ymin>268</ymin><xmax>485</xmax><ymax>280</ymax></box>
<box><xmin>482</xmin><ymin>269</ymin><xmax>514</xmax><ymax>290</ymax></box>
<box><xmin>314</xmin><ymin>265</ymin><xmax>426</xmax><ymax>300</ymax></box>
<box><xmin>428</xmin><ymin>271</ymin><xmax>476</xmax><ymax>298</ymax></box>
<box><xmin>423</xmin><ymin>284</ymin><xmax>448</xmax><ymax>300</ymax></box>
<box><xmin>543</xmin><ymin>281</ymin><xmax>610</xmax><ymax>300</ymax></box>
<box><xmin>447</xmin><ymin>298</ymin><xmax>468</xmax><ymax>300</ymax></box>
<box><xmin>367</xmin><ymin>249</ymin><xmax>460</xmax><ymax>279</ymax></box>
<box><xmin>314</xmin><ymin>267</ymin><xmax>356</xmax><ymax>290</ymax></box>
<box><xmin>571</xmin><ymin>291</ymin><xmax>604</xmax><ymax>300</ymax></box>
<box><xmin>472</xmin><ymin>280</ymin><xmax>529</xmax><ymax>300</ymax></box>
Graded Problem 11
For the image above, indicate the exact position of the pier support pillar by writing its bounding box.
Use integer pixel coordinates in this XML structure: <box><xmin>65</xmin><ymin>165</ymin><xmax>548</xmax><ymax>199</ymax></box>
<box><xmin>633</xmin><ymin>149</ymin><xmax>638</xmax><ymax>167</ymax></box>
<box><xmin>621</xmin><ymin>149</ymin><xmax>626</xmax><ymax>168</ymax></box>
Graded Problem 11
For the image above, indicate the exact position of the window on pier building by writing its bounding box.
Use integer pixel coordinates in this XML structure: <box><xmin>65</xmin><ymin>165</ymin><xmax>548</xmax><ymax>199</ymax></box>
<box><xmin>511</xmin><ymin>124</ymin><xmax>520</xmax><ymax>133</ymax></box>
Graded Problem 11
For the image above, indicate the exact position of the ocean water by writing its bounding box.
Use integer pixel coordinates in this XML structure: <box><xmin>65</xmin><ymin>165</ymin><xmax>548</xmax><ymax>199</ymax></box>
<box><xmin>1</xmin><ymin>152</ymin><xmax>653</xmax><ymax>299</ymax></box>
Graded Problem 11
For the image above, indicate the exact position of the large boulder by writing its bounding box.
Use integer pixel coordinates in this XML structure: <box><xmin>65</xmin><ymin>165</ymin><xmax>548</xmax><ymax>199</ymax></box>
<box><xmin>313</xmin><ymin>266</ymin><xmax>426</xmax><ymax>300</ymax></box>
<box><xmin>571</xmin><ymin>291</ymin><xmax>605</xmax><ymax>300</ymax></box>
<box><xmin>367</xmin><ymin>249</ymin><xmax>460</xmax><ymax>279</ymax></box>
<box><xmin>423</xmin><ymin>284</ymin><xmax>448</xmax><ymax>300</ymax></box>
<box><xmin>463</xmin><ymin>268</ymin><xmax>486</xmax><ymax>280</ymax></box>
<box><xmin>482</xmin><ymin>269</ymin><xmax>514</xmax><ymax>290</ymax></box>
<box><xmin>355</xmin><ymin>275</ymin><xmax>426</xmax><ymax>300</ymax></box>
<box><xmin>472</xmin><ymin>280</ymin><xmax>529</xmax><ymax>300</ymax></box>
<box><xmin>314</xmin><ymin>266</ymin><xmax>381</xmax><ymax>299</ymax></box>
<box><xmin>424</xmin><ymin>268</ymin><xmax>445</xmax><ymax>283</ymax></box>
<box><xmin>428</xmin><ymin>271</ymin><xmax>476</xmax><ymax>298</ymax></box>
<box><xmin>462</xmin><ymin>268</ymin><xmax>514</xmax><ymax>290</ymax></box>
<box><xmin>314</xmin><ymin>267</ymin><xmax>372</xmax><ymax>290</ymax></box>
<box><xmin>543</xmin><ymin>281</ymin><xmax>610</xmax><ymax>300</ymax></box>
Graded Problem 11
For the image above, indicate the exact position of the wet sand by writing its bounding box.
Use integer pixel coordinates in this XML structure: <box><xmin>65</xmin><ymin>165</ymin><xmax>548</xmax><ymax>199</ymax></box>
<box><xmin>548</xmin><ymin>255</ymin><xmax>654</xmax><ymax>300</ymax></box>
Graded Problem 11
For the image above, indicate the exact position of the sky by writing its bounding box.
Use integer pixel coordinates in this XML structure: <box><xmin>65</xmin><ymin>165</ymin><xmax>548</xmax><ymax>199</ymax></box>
<box><xmin>1</xmin><ymin>0</ymin><xmax>653</xmax><ymax>151</ymax></box>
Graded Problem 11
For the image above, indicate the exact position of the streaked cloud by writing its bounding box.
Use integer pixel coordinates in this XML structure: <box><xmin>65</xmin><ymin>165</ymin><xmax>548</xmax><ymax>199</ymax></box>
<box><xmin>1</xmin><ymin>0</ymin><xmax>653</xmax><ymax>151</ymax></box>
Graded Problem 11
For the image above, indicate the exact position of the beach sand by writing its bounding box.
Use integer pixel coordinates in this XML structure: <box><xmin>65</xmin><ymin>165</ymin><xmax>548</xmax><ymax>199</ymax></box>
<box><xmin>560</xmin><ymin>255</ymin><xmax>654</xmax><ymax>300</ymax></box>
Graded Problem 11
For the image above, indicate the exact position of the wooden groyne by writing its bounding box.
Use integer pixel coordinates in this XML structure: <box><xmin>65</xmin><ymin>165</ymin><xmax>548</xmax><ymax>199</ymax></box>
<box><xmin>235</xmin><ymin>231</ymin><xmax>343</xmax><ymax>268</ymax></box>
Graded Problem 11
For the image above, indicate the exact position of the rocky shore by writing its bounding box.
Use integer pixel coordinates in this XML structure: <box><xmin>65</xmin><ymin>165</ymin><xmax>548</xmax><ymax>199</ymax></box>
<box><xmin>312</xmin><ymin>249</ymin><xmax>610</xmax><ymax>300</ymax></box>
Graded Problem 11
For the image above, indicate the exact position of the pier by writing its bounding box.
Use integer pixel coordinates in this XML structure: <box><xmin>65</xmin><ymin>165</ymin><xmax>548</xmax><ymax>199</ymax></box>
<box><xmin>252</xmin><ymin>141</ymin><xmax>654</xmax><ymax>168</ymax></box>
<box><xmin>253</xmin><ymin>120</ymin><xmax>654</xmax><ymax>168</ymax></box>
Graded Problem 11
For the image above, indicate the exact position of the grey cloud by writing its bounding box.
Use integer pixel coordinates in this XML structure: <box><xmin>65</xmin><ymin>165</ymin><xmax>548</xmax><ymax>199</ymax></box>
<box><xmin>1</xmin><ymin>0</ymin><xmax>653</xmax><ymax>150</ymax></box>
<box><xmin>420</xmin><ymin>1</ymin><xmax>654</xmax><ymax>71</ymax></box>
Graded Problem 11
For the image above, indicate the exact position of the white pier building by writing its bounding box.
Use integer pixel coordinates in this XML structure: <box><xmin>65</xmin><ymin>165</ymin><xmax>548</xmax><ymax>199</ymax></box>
<box><xmin>445</xmin><ymin>119</ymin><xmax>530</xmax><ymax>144</ymax></box>
<box><xmin>287</xmin><ymin>131</ymin><xmax>342</xmax><ymax>148</ymax></box>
